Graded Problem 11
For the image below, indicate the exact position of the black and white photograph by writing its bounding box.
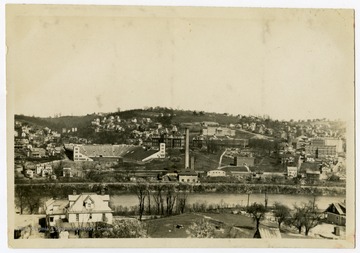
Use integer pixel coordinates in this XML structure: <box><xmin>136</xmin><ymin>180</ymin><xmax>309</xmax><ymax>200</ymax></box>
<box><xmin>4</xmin><ymin>2</ymin><xmax>356</xmax><ymax>249</ymax></box>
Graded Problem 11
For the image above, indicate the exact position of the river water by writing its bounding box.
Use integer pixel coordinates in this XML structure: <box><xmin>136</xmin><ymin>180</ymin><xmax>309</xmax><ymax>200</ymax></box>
<box><xmin>110</xmin><ymin>193</ymin><xmax>345</xmax><ymax>210</ymax></box>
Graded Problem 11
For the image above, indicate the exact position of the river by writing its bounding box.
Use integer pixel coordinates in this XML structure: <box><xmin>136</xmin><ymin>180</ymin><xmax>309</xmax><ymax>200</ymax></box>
<box><xmin>110</xmin><ymin>193</ymin><xmax>345</xmax><ymax>210</ymax></box>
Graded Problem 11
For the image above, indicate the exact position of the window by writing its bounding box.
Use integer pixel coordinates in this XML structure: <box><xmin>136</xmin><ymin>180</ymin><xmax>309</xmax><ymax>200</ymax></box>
<box><xmin>50</xmin><ymin>217</ymin><xmax>54</xmax><ymax>222</ymax></box>
<box><xmin>102</xmin><ymin>213</ymin><xmax>106</xmax><ymax>222</ymax></box>
<box><xmin>76</xmin><ymin>214</ymin><xmax>79</xmax><ymax>221</ymax></box>
<box><xmin>89</xmin><ymin>214</ymin><xmax>92</xmax><ymax>220</ymax></box>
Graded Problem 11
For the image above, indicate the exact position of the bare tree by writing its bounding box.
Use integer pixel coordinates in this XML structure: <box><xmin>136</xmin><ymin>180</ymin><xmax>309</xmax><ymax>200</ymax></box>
<box><xmin>15</xmin><ymin>186</ymin><xmax>42</xmax><ymax>214</ymax></box>
<box><xmin>132</xmin><ymin>183</ymin><xmax>148</xmax><ymax>221</ymax></box>
<box><xmin>165</xmin><ymin>185</ymin><xmax>177</xmax><ymax>216</ymax></box>
<box><xmin>246</xmin><ymin>202</ymin><xmax>267</xmax><ymax>237</ymax></box>
<box><xmin>177</xmin><ymin>192</ymin><xmax>188</xmax><ymax>214</ymax></box>
<box><xmin>152</xmin><ymin>185</ymin><xmax>165</xmax><ymax>215</ymax></box>
<box><xmin>15</xmin><ymin>185</ymin><xmax>27</xmax><ymax>214</ymax></box>
<box><xmin>177</xmin><ymin>184</ymin><xmax>190</xmax><ymax>214</ymax></box>
<box><xmin>273</xmin><ymin>202</ymin><xmax>291</xmax><ymax>229</ymax></box>
<box><xmin>146</xmin><ymin>189</ymin><xmax>151</xmax><ymax>215</ymax></box>
<box><xmin>302</xmin><ymin>200</ymin><xmax>322</xmax><ymax>236</ymax></box>
<box><xmin>290</xmin><ymin>205</ymin><xmax>305</xmax><ymax>234</ymax></box>
<box><xmin>290</xmin><ymin>199</ymin><xmax>321</xmax><ymax>236</ymax></box>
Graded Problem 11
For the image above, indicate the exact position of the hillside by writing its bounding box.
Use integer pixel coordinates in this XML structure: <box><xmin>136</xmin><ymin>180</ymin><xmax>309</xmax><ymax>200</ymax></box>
<box><xmin>15</xmin><ymin>108</ymin><xmax>242</xmax><ymax>130</ymax></box>
<box><xmin>15</xmin><ymin>114</ymin><xmax>99</xmax><ymax>131</ymax></box>
<box><xmin>15</xmin><ymin>108</ymin><xmax>345</xmax><ymax>145</ymax></box>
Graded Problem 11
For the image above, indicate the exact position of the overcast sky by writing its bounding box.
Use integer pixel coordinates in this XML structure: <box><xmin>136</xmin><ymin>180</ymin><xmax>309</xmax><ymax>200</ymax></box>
<box><xmin>6</xmin><ymin>5</ymin><xmax>354</xmax><ymax>120</ymax></box>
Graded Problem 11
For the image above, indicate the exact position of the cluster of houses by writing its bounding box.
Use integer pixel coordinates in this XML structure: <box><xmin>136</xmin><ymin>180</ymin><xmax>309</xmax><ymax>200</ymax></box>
<box><xmin>286</xmin><ymin>155</ymin><xmax>345</xmax><ymax>182</ymax></box>
<box><xmin>21</xmin><ymin>163</ymin><xmax>75</xmax><ymax>180</ymax></box>
<box><xmin>14</xmin><ymin>121</ymin><xmax>63</xmax><ymax>159</ymax></box>
<box><xmin>236</xmin><ymin>115</ymin><xmax>343</xmax><ymax>139</ymax></box>
<box><xmin>91</xmin><ymin>115</ymin><xmax>154</xmax><ymax>133</ymax></box>
<box><xmin>22</xmin><ymin>164</ymin><xmax>55</xmax><ymax>179</ymax></box>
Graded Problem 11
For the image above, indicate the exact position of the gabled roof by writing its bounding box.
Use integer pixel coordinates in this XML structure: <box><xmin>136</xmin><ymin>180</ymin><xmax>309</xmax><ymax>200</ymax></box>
<box><xmin>325</xmin><ymin>202</ymin><xmax>346</xmax><ymax>215</ymax></box>
<box><xmin>45</xmin><ymin>199</ymin><xmax>69</xmax><ymax>215</ymax></box>
<box><xmin>67</xmin><ymin>193</ymin><xmax>112</xmax><ymax>213</ymax></box>
<box><xmin>178</xmin><ymin>169</ymin><xmax>198</xmax><ymax>176</ymax></box>
<box><xmin>258</xmin><ymin>227</ymin><xmax>282</xmax><ymax>239</ymax></box>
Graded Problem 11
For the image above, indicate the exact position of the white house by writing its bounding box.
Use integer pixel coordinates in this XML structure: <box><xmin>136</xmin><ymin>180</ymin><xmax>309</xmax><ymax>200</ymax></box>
<box><xmin>45</xmin><ymin>193</ymin><xmax>113</xmax><ymax>230</ymax></box>
<box><xmin>178</xmin><ymin>170</ymin><xmax>198</xmax><ymax>183</ymax></box>
<box><xmin>42</xmin><ymin>165</ymin><xmax>53</xmax><ymax>177</ymax></box>
<box><xmin>36</xmin><ymin>165</ymin><xmax>44</xmax><ymax>175</ymax></box>
<box><xmin>63</xmin><ymin>167</ymin><xmax>72</xmax><ymax>177</ymax></box>
<box><xmin>207</xmin><ymin>169</ymin><xmax>226</xmax><ymax>177</ymax></box>
<box><xmin>287</xmin><ymin>167</ymin><xmax>298</xmax><ymax>178</ymax></box>
<box><xmin>67</xmin><ymin>193</ymin><xmax>113</xmax><ymax>224</ymax></box>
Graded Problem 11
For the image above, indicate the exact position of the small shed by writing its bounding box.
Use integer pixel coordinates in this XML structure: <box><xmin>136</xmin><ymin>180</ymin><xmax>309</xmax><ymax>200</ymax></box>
<box><xmin>325</xmin><ymin>202</ymin><xmax>346</xmax><ymax>226</ymax></box>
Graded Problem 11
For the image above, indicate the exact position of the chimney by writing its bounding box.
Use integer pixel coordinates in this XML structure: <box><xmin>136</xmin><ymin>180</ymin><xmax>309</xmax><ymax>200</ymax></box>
<box><xmin>185</xmin><ymin>128</ymin><xmax>189</xmax><ymax>169</ymax></box>
<box><xmin>190</xmin><ymin>157</ymin><xmax>195</xmax><ymax>170</ymax></box>
<box><xmin>72</xmin><ymin>190</ymin><xmax>77</xmax><ymax>195</ymax></box>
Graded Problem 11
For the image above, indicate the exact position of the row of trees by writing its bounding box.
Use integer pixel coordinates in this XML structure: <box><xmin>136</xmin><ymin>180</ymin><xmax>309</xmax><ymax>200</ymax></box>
<box><xmin>15</xmin><ymin>186</ymin><xmax>42</xmax><ymax>214</ymax></box>
<box><xmin>132</xmin><ymin>183</ymin><xmax>191</xmax><ymax>220</ymax></box>
<box><xmin>247</xmin><ymin>198</ymin><xmax>322</xmax><ymax>237</ymax></box>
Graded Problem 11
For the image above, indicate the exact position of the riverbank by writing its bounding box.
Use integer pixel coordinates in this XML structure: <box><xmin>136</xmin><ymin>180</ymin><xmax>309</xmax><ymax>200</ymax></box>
<box><xmin>15</xmin><ymin>181</ymin><xmax>345</xmax><ymax>199</ymax></box>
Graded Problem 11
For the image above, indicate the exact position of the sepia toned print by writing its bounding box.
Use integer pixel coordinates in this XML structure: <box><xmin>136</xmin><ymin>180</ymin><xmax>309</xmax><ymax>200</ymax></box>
<box><xmin>6</xmin><ymin>4</ymin><xmax>355</xmax><ymax>248</ymax></box>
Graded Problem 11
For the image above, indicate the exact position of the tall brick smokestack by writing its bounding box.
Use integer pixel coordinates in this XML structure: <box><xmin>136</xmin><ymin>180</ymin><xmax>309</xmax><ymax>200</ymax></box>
<box><xmin>185</xmin><ymin>128</ymin><xmax>189</xmax><ymax>169</ymax></box>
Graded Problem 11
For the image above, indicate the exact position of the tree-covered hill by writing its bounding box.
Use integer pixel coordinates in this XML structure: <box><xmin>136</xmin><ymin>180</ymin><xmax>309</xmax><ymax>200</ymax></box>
<box><xmin>15</xmin><ymin>114</ymin><xmax>98</xmax><ymax>131</ymax></box>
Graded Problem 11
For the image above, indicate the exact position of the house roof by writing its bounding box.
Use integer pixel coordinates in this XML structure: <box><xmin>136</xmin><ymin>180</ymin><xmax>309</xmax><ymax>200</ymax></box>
<box><xmin>122</xmin><ymin>147</ymin><xmax>159</xmax><ymax>161</ymax></box>
<box><xmin>325</xmin><ymin>202</ymin><xmax>346</xmax><ymax>215</ymax></box>
<box><xmin>299</xmin><ymin>162</ymin><xmax>321</xmax><ymax>173</ymax></box>
<box><xmin>258</xmin><ymin>227</ymin><xmax>282</xmax><ymax>239</ymax></box>
<box><xmin>287</xmin><ymin>166</ymin><xmax>297</xmax><ymax>171</ymax></box>
<box><xmin>178</xmin><ymin>169</ymin><xmax>198</xmax><ymax>176</ymax></box>
<box><xmin>45</xmin><ymin>199</ymin><xmax>69</xmax><ymax>215</ymax></box>
<box><xmin>31</xmin><ymin>148</ymin><xmax>46</xmax><ymax>153</ymax></box>
<box><xmin>67</xmin><ymin>193</ymin><xmax>112</xmax><ymax>213</ymax></box>
<box><xmin>208</xmin><ymin>169</ymin><xmax>226</xmax><ymax>173</ymax></box>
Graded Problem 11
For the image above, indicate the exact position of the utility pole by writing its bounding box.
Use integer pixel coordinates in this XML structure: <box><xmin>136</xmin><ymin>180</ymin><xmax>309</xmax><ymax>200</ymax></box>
<box><xmin>264</xmin><ymin>190</ymin><xmax>268</xmax><ymax>209</ymax></box>
<box><xmin>312</xmin><ymin>194</ymin><xmax>316</xmax><ymax>212</ymax></box>
<box><xmin>247</xmin><ymin>191</ymin><xmax>251</xmax><ymax>208</ymax></box>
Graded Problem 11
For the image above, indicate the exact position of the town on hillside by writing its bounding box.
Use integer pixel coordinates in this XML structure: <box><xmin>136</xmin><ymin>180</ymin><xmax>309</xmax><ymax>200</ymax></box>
<box><xmin>13</xmin><ymin>108</ymin><xmax>347</xmax><ymax>240</ymax></box>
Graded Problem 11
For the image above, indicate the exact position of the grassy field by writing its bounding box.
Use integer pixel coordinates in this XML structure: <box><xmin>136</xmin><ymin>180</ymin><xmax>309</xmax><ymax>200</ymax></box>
<box><xmin>144</xmin><ymin>211</ymin><xmax>312</xmax><ymax>239</ymax></box>
<box><xmin>145</xmin><ymin>212</ymin><xmax>258</xmax><ymax>238</ymax></box>
<box><xmin>255</xmin><ymin>156</ymin><xmax>286</xmax><ymax>173</ymax></box>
